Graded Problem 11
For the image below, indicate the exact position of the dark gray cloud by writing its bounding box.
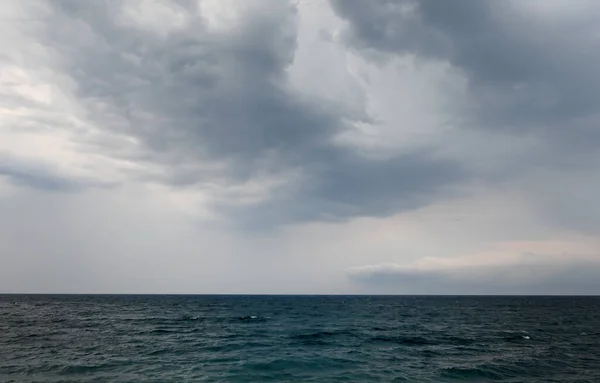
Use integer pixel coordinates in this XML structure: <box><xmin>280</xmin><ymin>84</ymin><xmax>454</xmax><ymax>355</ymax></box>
<box><xmin>0</xmin><ymin>155</ymin><xmax>109</xmax><ymax>192</ymax></box>
<box><xmin>11</xmin><ymin>0</ymin><xmax>466</xmax><ymax>225</ymax></box>
<box><xmin>0</xmin><ymin>167</ymin><xmax>78</xmax><ymax>191</ymax></box>
<box><xmin>224</xmin><ymin>149</ymin><xmax>464</xmax><ymax>228</ymax></box>
<box><xmin>330</xmin><ymin>0</ymin><xmax>600</xmax><ymax>151</ymax></box>
<box><xmin>330</xmin><ymin>0</ymin><xmax>600</xmax><ymax>237</ymax></box>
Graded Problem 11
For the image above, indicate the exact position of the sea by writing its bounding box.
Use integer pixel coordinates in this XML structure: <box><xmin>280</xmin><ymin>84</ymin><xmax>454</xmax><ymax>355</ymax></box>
<box><xmin>1</xmin><ymin>295</ymin><xmax>599</xmax><ymax>382</ymax></box>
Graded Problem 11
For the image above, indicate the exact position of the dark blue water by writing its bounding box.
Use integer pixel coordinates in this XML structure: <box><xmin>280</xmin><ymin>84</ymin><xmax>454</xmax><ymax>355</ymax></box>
<box><xmin>1</xmin><ymin>295</ymin><xmax>599</xmax><ymax>382</ymax></box>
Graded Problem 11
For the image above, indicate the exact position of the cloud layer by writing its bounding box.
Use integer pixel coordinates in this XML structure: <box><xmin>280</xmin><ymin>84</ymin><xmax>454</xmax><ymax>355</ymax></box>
<box><xmin>1</xmin><ymin>0</ymin><xmax>600</xmax><ymax>293</ymax></box>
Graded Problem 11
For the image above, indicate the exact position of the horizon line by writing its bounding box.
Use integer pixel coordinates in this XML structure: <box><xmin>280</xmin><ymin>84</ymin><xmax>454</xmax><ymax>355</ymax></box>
<box><xmin>1</xmin><ymin>293</ymin><xmax>599</xmax><ymax>297</ymax></box>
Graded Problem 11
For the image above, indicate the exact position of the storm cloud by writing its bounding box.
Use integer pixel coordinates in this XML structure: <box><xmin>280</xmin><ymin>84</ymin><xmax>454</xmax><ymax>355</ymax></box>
<box><xmin>1</xmin><ymin>0</ymin><xmax>600</xmax><ymax>293</ymax></box>
<box><xmin>0</xmin><ymin>0</ymin><xmax>467</xmax><ymax>226</ymax></box>
<box><xmin>331</xmin><ymin>0</ymin><xmax>600</xmax><ymax>134</ymax></box>
<box><xmin>331</xmin><ymin>0</ymin><xmax>600</xmax><ymax>232</ymax></box>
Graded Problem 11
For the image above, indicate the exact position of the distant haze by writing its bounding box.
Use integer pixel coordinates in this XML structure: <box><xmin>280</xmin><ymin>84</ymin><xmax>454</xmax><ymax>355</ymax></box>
<box><xmin>1</xmin><ymin>0</ymin><xmax>600</xmax><ymax>294</ymax></box>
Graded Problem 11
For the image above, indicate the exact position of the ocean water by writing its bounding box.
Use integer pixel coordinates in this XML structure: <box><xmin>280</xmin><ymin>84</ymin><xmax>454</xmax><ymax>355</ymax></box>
<box><xmin>1</xmin><ymin>295</ymin><xmax>599</xmax><ymax>382</ymax></box>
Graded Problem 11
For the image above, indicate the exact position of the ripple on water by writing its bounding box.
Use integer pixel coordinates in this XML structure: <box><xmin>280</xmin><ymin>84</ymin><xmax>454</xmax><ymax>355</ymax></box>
<box><xmin>1</xmin><ymin>295</ymin><xmax>600</xmax><ymax>382</ymax></box>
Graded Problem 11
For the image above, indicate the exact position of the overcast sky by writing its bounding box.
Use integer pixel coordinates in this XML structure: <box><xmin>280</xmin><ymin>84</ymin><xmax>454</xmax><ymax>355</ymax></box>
<box><xmin>2</xmin><ymin>0</ymin><xmax>600</xmax><ymax>294</ymax></box>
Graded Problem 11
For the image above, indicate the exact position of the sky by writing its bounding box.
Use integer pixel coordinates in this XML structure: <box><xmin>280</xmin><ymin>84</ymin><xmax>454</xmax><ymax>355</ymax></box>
<box><xmin>1</xmin><ymin>0</ymin><xmax>600</xmax><ymax>294</ymax></box>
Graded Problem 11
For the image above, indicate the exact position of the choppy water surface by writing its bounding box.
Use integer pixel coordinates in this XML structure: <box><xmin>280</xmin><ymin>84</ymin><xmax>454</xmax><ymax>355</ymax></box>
<box><xmin>1</xmin><ymin>295</ymin><xmax>599</xmax><ymax>382</ymax></box>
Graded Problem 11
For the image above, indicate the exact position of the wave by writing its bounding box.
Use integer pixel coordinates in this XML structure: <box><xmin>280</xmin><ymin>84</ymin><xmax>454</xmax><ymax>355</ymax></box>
<box><xmin>441</xmin><ymin>366</ymin><xmax>504</xmax><ymax>380</ymax></box>
<box><xmin>503</xmin><ymin>331</ymin><xmax>533</xmax><ymax>342</ymax></box>
<box><xmin>368</xmin><ymin>335</ymin><xmax>435</xmax><ymax>346</ymax></box>
<box><xmin>148</xmin><ymin>328</ymin><xmax>179</xmax><ymax>334</ymax></box>
<box><xmin>235</xmin><ymin>315</ymin><xmax>267</xmax><ymax>322</ymax></box>
<box><xmin>290</xmin><ymin>330</ymin><xmax>357</xmax><ymax>345</ymax></box>
<box><xmin>58</xmin><ymin>361</ymin><xmax>129</xmax><ymax>375</ymax></box>
<box><xmin>291</xmin><ymin>330</ymin><xmax>355</xmax><ymax>340</ymax></box>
